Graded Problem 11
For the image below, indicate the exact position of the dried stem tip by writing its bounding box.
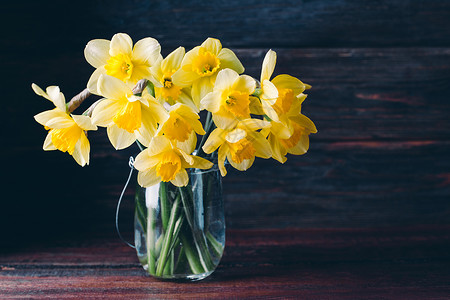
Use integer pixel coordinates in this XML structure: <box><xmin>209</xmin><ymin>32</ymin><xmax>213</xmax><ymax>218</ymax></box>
<box><xmin>68</xmin><ymin>88</ymin><xmax>91</xmax><ymax>113</ymax></box>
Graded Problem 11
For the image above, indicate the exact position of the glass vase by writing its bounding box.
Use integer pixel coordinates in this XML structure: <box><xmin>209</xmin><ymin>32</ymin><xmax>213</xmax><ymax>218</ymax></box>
<box><xmin>134</xmin><ymin>165</ymin><xmax>225</xmax><ymax>281</ymax></box>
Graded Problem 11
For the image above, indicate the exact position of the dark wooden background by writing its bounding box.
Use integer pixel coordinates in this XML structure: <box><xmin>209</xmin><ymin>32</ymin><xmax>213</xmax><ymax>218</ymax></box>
<box><xmin>1</xmin><ymin>0</ymin><xmax>450</xmax><ymax>298</ymax></box>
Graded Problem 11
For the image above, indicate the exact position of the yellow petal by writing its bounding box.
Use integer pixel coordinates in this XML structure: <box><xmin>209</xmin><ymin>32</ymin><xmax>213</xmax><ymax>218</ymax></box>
<box><xmin>272</xmin><ymin>74</ymin><xmax>306</xmax><ymax>95</ymax></box>
<box><xmin>72</xmin><ymin>115</ymin><xmax>97</xmax><ymax>131</ymax></box>
<box><xmin>178</xmin><ymin>90</ymin><xmax>199</xmax><ymax>112</ymax></box>
<box><xmin>261</xmin><ymin>100</ymin><xmax>279</xmax><ymax>122</ymax></box>
<box><xmin>138</xmin><ymin>168</ymin><xmax>161</xmax><ymax>187</ymax></box>
<box><xmin>239</xmin><ymin>118</ymin><xmax>271</xmax><ymax>131</ymax></box>
<box><xmin>161</xmin><ymin>47</ymin><xmax>185</xmax><ymax>73</ymax></box>
<box><xmin>228</xmin><ymin>155</ymin><xmax>255</xmax><ymax>172</ymax></box>
<box><xmin>175</xmin><ymin>130</ymin><xmax>197</xmax><ymax>154</ymax></box>
<box><xmin>225</xmin><ymin>128</ymin><xmax>247</xmax><ymax>143</ymax></box>
<box><xmin>147</xmin><ymin>136</ymin><xmax>172</xmax><ymax>156</ymax></box>
<box><xmin>91</xmin><ymin>99</ymin><xmax>120</xmax><ymax>127</ymax></box>
<box><xmin>218</xmin><ymin>144</ymin><xmax>228</xmax><ymax>176</ymax></box>
<box><xmin>171</xmin><ymin>66</ymin><xmax>200</xmax><ymax>87</ymax></box>
<box><xmin>192</xmin><ymin>156</ymin><xmax>214</xmax><ymax>169</ymax></box>
<box><xmin>134</xmin><ymin>149</ymin><xmax>159</xmax><ymax>171</ymax></box>
<box><xmin>290</xmin><ymin>114</ymin><xmax>318</xmax><ymax>133</ymax></box>
<box><xmin>287</xmin><ymin>134</ymin><xmax>309</xmax><ymax>155</ymax></box>
<box><xmin>84</xmin><ymin>39</ymin><xmax>110</xmax><ymax>68</ymax></box>
<box><xmin>214</xmin><ymin>68</ymin><xmax>239</xmax><ymax>91</ymax></box>
<box><xmin>43</xmin><ymin>132</ymin><xmax>56</xmax><ymax>151</ymax></box>
<box><xmin>109</xmin><ymin>33</ymin><xmax>132</xmax><ymax>56</ymax></box>
<box><xmin>180</xmin><ymin>46</ymin><xmax>200</xmax><ymax>66</ymax></box>
<box><xmin>107</xmin><ymin>124</ymin><xmax>135</xmax><ymax>150</ymax></box>
<box><xmin>132</xmin><ymin>37</ymin><xmax>161</xmax><ymax>65</ymax></box>
<box><xmin>232</xmin><ymin>75</ymin><xmax>255</xmax><ymax>95</ymax></box>
<box><xmin>212</xmin><ymin>113</ymin><xmax>238</xmax><ymax>130</ymax></box>
<box><xmin>87</xmin><ymin>66</ymin><xmax>106</xmax><ymax>95</ymax></box>
<box><xmin>202</xmin><ymin>128</ymin><xmax>226</xmax><ymax>154</ymax></box>
<box><xmin>171</xmin><ymin>169</ymin><xmax>189</xmax><ymax>187</ymax></box>
<box><xmin>34</xmin><ymin>108</ymin><xmax>68</xmax><ymax>126</ymax></box>
<box><xmin>251</xmin><ymin>133</ymin><xmax>272</xmax><ymax>159</ymax></box>
<box><xmin>261</xmin><ymin>49</ymin><xmax>276</xmax><ymax>82</ymax></box>
<box><xmin>201</xmin><ymin>38</ymin><xmax>222</xmax><ymax>56</ymax></box>
<box><xmin>31</xmin><ymin>83</ymin><xmax>51</xmax><ymax>101</ymax></box>
<box><xmin>268</xmin><ymin>134</ymin><xmax>287</xmax><ymax>163</ymax></box>
<box><xmin>191</xmin><ymin>77</ymin><xmax>213</xmax><ymax>107</ymax></box>
<box><xmin>218</xmin><ymin>48</ymin><xmax>244</xmax><ymax>74</ymax></box>
<box><xmin>97</xmin><ymin>74</ymin><xmax>131</xmax><ymax>100</ymax></box>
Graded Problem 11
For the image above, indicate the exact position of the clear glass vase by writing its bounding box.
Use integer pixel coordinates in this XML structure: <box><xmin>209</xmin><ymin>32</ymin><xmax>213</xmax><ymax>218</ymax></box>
<box><xmin>134</xmin><ymin>165</ymin><xmax>225</xmax><ymax>281</ymax></box>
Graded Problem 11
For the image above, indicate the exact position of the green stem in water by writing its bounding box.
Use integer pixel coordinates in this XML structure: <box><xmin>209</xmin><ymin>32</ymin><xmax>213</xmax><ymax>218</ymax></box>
<box><xmin>156</xmin><ymin>195</ymin><xmax>181</xmax><ymax>276</ymax></box>
<box><xmin>159</xmin><ymin>182</ymin><xmax>170</xmax><ymax>230</ymax></box>
<box><xmin>178</xmin><ymin>186</ymin><xmax>215</xmax><ymax>272</ymax></box>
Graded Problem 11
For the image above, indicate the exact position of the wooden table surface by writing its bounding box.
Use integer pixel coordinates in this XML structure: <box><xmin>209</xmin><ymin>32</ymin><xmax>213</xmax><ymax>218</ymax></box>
<box><xmin>1</xmin><ymin>227</ymin><xmax>450</xmax><ymax>299</ymax></box>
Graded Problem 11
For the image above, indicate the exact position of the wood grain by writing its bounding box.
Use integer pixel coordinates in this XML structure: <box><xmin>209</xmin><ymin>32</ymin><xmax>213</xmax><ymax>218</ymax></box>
<box><xmin>1</xmin><ymin>227</ymin><xmax>449</xmax><ymax>299</ymax></box>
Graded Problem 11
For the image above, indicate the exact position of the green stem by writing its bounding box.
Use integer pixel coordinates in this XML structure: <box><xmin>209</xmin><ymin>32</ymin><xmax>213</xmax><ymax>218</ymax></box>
<box><xmin>159</xmin><ymin>182</ymin><xmax>170</xmax><ymax>230</ymax></box>
<box><xmin>156</xmin><ymin>195</ymin><xmax>181</xmax><ymax>276</ymax></box>
<box><xmin>206</xmin><ymin>232</ymin><xmax>224</xmax><ymax>257</ymax></box>
<box><xmin>180</xmin><ymin>231</ymin><xmax>205</xmax><ymax>274</ymax></box>
<box><xmin>179</xmin><ymin>187</ymin><xmax>215</xmax><ymax>272</ymax></box>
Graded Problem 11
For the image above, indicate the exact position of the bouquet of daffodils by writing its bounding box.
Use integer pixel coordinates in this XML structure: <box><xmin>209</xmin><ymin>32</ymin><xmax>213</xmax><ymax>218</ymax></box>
<box><xmin>33</xmin><ymin>33</ymin><xmax>317</xmax><ymax>279</ymax></box>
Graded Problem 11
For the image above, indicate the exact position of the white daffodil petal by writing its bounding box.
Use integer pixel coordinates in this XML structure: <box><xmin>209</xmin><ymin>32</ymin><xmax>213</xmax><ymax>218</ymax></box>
<box><xmin>84</xmin><ymin>39</ymin><xmax>110</xmax><ymax>68</ymax></box>
<box><xmin>200</xmin><ymin>91</ymin><xmax>222</xmax><ymax>112</ymax></box>
<box><xmin>261</xmin><ymin>49</ymin><xmax>277</xmax><ymax>82</ymax></box>
<box><xmin>239</xmin><ymin>118</ymin><xmax>271</xmax><ymax>131</ymax></box>
<box><xmin>72</xmin><ymin>115</ymin><xmax>97</xmax><ymax>131</ymax></box>
<box><xmin>46</xmin><ymin>86</ymin><xmax>66</xmax><ymax>112</ymax></box>
<box><xmin>43</xmin><ymin>132</ymin><xmax>56</xmax><ymax>151</ymax></box>
<box><xmin>171</xmin><ymin>66</ymin><xmax>200</xmax><ymax>87</ymax></box>
<box><xmin>201</xmin><ymin>38</ymin><xmax>222</xmax><ymax>56</ymax></box>
<box><xmin>225</xmin><ymin>128</ymin><xmax>247</xmax><ymax>143</ymax></box>
<box><xmin>132</xmin><ymin>37</ymin><xmax>161</xmax><ymax>65</ymax></box>
<box><xmin>97</xmin><ymin>74</ymin><xmax>131</xmax><ymax>100</ymax></box>
<box><xmin>262</xmin><ymin>80</ymin><xmax>278</xmax><ymax>103</ymax></box>
<box><xmin>214</xmin><ymin>69</ymin><xmax>239</xmax><ymax>91</ymax></box>
<box><xmin>87</xmin><ymin>66</ymin><xmax>106</xmax><ymax>95</ymax></box>
<box><xmin>107</xmin><ymin>124</ymin><xmax>135</xmax><ymax>150</ymax></box>
<box><xmin>45</xmin><ymin>117</ymin><xmax>75</xmax><ymax>129</ymax></box>
<box><xmin>34</xmin><ymin>108</ymin><xmax>68</xmax><ymax>126</ymax></box>
<box><xmin>31</xmin><ymin>83</ymin><xmax>51</xmax><ymax>101</ymax></box>
<box><xmin>91</xmin><ymin>99</ymin><xmax>120</xmax><ymax>127</ymax></box>
<box><xmin>109</xmin><ymin>33</ymin><xmax>133</xmax><ymax>56</ymax></box>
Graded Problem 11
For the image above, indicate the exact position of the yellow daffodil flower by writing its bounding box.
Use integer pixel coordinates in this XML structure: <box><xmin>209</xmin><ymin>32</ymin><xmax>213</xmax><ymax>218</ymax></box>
<box><xmin>202</xmin><ymin>119</ymin><xmax>272</xmax><ymax>176</ymax></box>
<box><xmin>156</xmin><ymin>103</ymin><xmax>205</xmax><ymax>154</ymax></box>
<box><xmin>262</xmin><ymin>114</ymin><xmax>317</xmax><ymax>163</ymax></box>
<box><xmin>152</xmin><ymin>47</ymin><xmax>198</xmax><ymax>112</ymax></box>
<box><xmin>171</xmin><ymin>38</ymin><xmax>244</xmax><ymax>107</ymax></box>
<box><xmin>134</xmin><ymin>136</ymin><xmax>213</xmax><ymax>187</ymax></box>
<box><xmin>84</xmin><ymin>33</ymin><xmax>162</xmax><ymax>95</ymax></box>
<box><xmin>91</xmin><ymin>74</ymin><xmax>167</xmax><ymax>149</ymax></box>
<box><xmin>200</xmin><ymin>68</ymin><xmax>256</xmax><ymax>130</ymax></box>
<box><xmin>259</xmin><ymin>50</ymin><xmax>311</xmax><ymax>123</ymax></box>
<box><xmin>32</xmin><ymin>84</ymin><xmax>97</xmax><ymax>166</ymax></box>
